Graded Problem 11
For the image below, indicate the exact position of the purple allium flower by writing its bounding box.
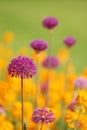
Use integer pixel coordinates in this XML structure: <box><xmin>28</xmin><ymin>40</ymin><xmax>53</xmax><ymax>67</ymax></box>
<box><xmin>8</xmin><ymin>56</ymin><xmax>36</xmax><ymax>78</ymax></box>
<box><xmin>74</xmin><ymin>77</ymin><xmax>87</xmax><ymax>89</ymax></box>
<box><xmin>30</xmin><ymin>39</ymin><xmax>48</xmax><ymax>53</ymax></box>
<box><xmin>42</xmin><ymin>56</ymin><xmax>60</xmax><ymax>69</ymax></box>
<box><xmin>42</xmin><ymin>17</ymin><xmax>58</xmax><ymax>30</ymax></box>
<box><xmin>0</xmin><ymin>105</ymin><xmax>6</xmax><ymax>116</ymax></box>
<box><xmin>41</xmin><ymin>83</ymin><xmax>48</xmax><ymax>94</ymax></box>
<box><xmin>68</xmin><ymin>99</ymin><xmax>76</xmax><ymax>110</ymax></box>
<box><xmin>32</xmin><ymin>108</ymin><xmax>55</xmax><ymax>124</ymax></box>
<box><xmin>63</xmin><ymin>36</ymin><xmax>76</xmax><ymax>47</ymax></box>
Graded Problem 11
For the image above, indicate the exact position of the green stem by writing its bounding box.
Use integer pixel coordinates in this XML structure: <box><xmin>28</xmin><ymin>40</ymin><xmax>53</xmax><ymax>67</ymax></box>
<box><xmin>40</xmin><ymin>124</ymin><xmax>43</xmax><ymax>130</ymax></box>
<box><xmin>46</xmin><ymin>29</ymin><xmax>53</xmax><ymax>107</ymax></box>
<box><xmin>36</xmin><ymin>53</ymin><xmax>39</xmax><ymax>108</ymax></box>
<box><xmin>64</xmin><ymin>48</ymin><xmax>70</xmax><ymax>90</ymax></box>
<box><xmin>21</xmin><ymin>76</ymin><xmax>24</xmax><ymax>130</ymax></box>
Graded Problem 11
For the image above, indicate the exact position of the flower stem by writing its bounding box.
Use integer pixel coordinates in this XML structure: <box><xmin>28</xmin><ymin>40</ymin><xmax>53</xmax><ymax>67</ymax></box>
<box><xmin>64</xmin><ymin>48</ymin><xmax>70</xmax><ymax>90</ymax></box>
<box><xmin>36</xmin><ymin>53</ymin><xmax>39</xmax><ymax>108</ymax></box>
<box><xmin>21</xmin><ymin>76</ymin><xmax>24</xmax><ymax>130</ymax></box>
<box><xmin>40</xmin><ymin>124</ymin><xmax>43</xmax><ymax>130</ymax></box>
<box><xmin>46</xmin><ymin>29</ymin><xmax>53</xmax><ymax>107</ymax></box>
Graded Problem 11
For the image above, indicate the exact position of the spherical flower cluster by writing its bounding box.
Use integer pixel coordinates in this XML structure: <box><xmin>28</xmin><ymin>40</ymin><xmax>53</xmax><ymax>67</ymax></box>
<box><xmin>41</xmin><ymin>82</ymin><xmax>48</xmax><ymax>94</ymax></box>
<box><xmin>42</xmin><ymin>56</ymin><xmax>59</xmax><ymax>69</ymax></box>
<box><xmin>32</xmin><ymin>108</ymin><xmax>55</xmax><ymax>124</ymax></box>
<box><xmin>30</xmin><ymin>39</ymin><xmax>48</xmax><ymax>53</ymax></box>
<box><xmin>68</xmin><ymin>100</ymin><xmax>76</xmax><ymax>110</ymax></box>
<box><xmin>74</xmin><ymin>77</ymin><xmax>87</xmax><ymax>89</ymax></box>
<box><xmin>42</xmin><ymin>17</ymin><xmax>58</xmax><ymax>29</ymax></box>
<box><xmin>63</xmin><ymin>36</ymin><xmax>76</xmax><ymax>47</ymax></box>
<box><xmin>0</xmin><ymin>105</ymin><xmax>6</xmax><ymax>116</ymax></box>
<box><xmin>8</xmin><ymin>56</ymin><xmax>36</xmax><ymax>78</ymax></box>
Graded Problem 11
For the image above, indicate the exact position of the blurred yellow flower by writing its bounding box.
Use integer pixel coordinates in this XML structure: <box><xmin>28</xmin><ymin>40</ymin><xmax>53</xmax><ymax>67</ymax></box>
<box><xmin>0</xmin><ymin>58</ymin><xmax>5</xmax><ymax>70</ymax></box>
<box><xmin>2</xmin><ymin>31</ymin><xmax>14</xmax><ymax>43</ymax></box>
<box><xmin>11</xmin><ymin>101</ymin><xmax>33</xmax><ymax>122</ymax></box>
<box><xmin>57</xmin><ymin>48</ymin><xmax>70</xmax><ymax>63</ymax></box>
<box><xmin>31</xmin><ymin>51</ymin><xmax>46</xmax><ymax>63</ymax></box>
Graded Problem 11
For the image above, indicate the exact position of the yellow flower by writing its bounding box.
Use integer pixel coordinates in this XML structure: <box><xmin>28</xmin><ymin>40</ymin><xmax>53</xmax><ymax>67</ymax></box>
<box><xmin>2</xmin><ymin>31</ymin><xmax>14</xmax><ymax>43</ymax></box>
<box><xmin>57</xmin><ymin>48</ymin><xmax>69</xmax><ymax>63</ymax></box>
<box><xmin>0</xmin><ymin>120</ymin><xmax>13</xmax><ymax>130</ymax></box>
<box><xmin>24</xmin><ymin>79</ymin><xmax>36</xmax><ymax>100</ymax></box>
<box><xmin>0</xmin><ymin>58</ymin><xmax>5</xmax><ymax>70</ymax></box>
<box><xmin>51</xmin><ymin>105</ymin><xmax>61</xmax><ymax>120</ymax></box>
<box><xmin>31</xmin><ymin>51</ymin><xmax>46</xmax><ymax>63</ymax></box>
<box><xmin>76</xmin><ymin>90</ymin><xmax>87</xmax><ymax>108</ymax></box>
<box><xmin>65</xmin><ymin>110</ymin><xmax>78</xmax><ymax>129</ymax></box>
<box><xmin>11</xmin><ymin>101</ymin><xmax>33</xmax><ymax>122</ymax></box>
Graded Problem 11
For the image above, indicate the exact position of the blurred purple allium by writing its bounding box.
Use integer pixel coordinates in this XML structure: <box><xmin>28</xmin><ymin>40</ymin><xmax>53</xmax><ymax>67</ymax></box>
<box><xmin>42</xmin><ymin>56</ymin><xmax>59</xmax><ymax>69</ymax></box>
<box><xmin>0</xmin><ymin>105</ymin><xmax>6</xmax><ymax>116</ymax></box>
<box><xmin>41</xmin><ymin>83</ymin><xmax>48</xmax><ymax>94</ymax></box>
<box><xmin>74</xmin><ymin>77</ymin><xmax>87</xmax><ymax>89</ymax></box>
<box><xmin>63</xmin><ymin>36</ymin><xmax>76</xmax><ymax>47</ymax></box>
<box><xmin>68</xmin><ymin>99</ymin><xmax>76</xmax><ymax>110</ymax></box>
<box><xmin>30</xmin><ymin>39</ymin><xmax>48</xmax><ymax>53</ymax></box>
<box><xmin>32</xmin><ymin>108</ymin><xmax>55</xmax><ymax>124</ymax></box>
<box><xmin>42</xmin><ymin>17</ymin><xmax>58</xmax><ymax>30</ymax></box>
<box><xmin>8</xmin><ymin>56</ymin><xmax>36</xmax><ymax>78</ymax></box>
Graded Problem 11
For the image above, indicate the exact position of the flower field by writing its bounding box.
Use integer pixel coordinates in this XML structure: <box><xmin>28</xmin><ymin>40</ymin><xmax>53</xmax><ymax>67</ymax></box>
<box><xmin>0</xmin><ymin>0</ymin><xmax>87</xmax><ymax>130</ymax></box>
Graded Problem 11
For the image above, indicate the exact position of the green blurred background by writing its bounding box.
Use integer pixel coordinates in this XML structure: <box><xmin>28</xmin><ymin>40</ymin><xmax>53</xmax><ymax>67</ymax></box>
<box><xmin>0</xmin><ymin>0</ymin><xmax>87</xmax><ymax>73</ymax></box>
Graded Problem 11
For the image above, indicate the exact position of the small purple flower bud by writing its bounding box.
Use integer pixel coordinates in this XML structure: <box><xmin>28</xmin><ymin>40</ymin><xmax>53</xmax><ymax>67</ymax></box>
<box><xmin>74</xmin><ymin>77</ymin><xmax>87</xmax><ymax>89</ymax></box>
<box><xmin>30</xmin><ymin>39</ymin><xmax>48</xmax><ymax>53</ymax></box>
<box><xmin>41</xmin><ymin>83</ymin><xmax>48</xmax><ymax>94</ymax></box>
<box><xmin>63</xmin><ymin>36</ymin><xmax>76</xmax><ymax>47</ymax></box>
<box><xmin>42</xmin><ymin>17</ymin><xmax>58</xmax><ymax>30</ymax></box>
<box><xmin>42</xmin><ymin>56</ymin><xmax>60</xmax><ymax>69</ymax></box>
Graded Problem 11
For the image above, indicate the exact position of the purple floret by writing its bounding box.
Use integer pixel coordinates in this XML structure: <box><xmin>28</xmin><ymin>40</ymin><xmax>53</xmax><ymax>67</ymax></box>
<box><xmin>42</xmin><ymin>17</ymin><xmax>58</xmax><ymax>29</ymax></box>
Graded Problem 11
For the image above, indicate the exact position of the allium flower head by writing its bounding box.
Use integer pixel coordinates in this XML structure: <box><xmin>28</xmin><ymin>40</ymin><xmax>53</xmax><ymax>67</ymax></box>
<box><xmin>42</xmin><ymin>56</ymin><xmax>60</xmax><ymax>69</ymax></box>
<box><xmin>63</xmin><ymin>36</ymin><xmax>76</xmax><ymax>47</ymax></box>
<box><xmin>30</xmin><ymin>39</ymin><xmax>48</xmax><ymax>53</ymax></box>
<box><xmin>0</xmin><ymin>105</ymin><xmax>6</xmax><ymax>116</ymax></box>
<box><xmin>32</xmin><ymin>108</ymin><xmax>55</xmax><ymax>124</ymax></box>
<box><xmin>42</xmin><ymin>17</ymin><xmax>58</xmax><ymax>29</ymax></box>
<box><xmin>8</xmin><ymin>56</ymin><xmax>36</xmax><ymax>78</ymax></box>
<box><xmin>74</xmin><ymin>77</ymin><xmax>87</xmax><ymax>89</ymax></box>
<box><xmin>68</xmin><ymin>99</ymin><xmax>76</xmax><ymax>110</ymax></box>
<box><xmin>41</xmin><ymin>83</ymin><xmax>48</xmax><ymax>94</ymax></box>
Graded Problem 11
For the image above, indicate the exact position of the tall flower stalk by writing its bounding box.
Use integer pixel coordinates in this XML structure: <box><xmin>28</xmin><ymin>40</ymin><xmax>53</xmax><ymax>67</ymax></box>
<box><xmin>30</xmin><ymin>39</ymin><xmax>48</xmax><ymax>108</ymax></box>
<box><xmin>8</xmin><ymin>56</ymin><xmax>36</xmax><ymax>130</ymax></box>
<box><xmin>36</xmin><ymin>53</ymin><xmax>39</xmax><ymax>108</ymax></box>
<box><xmin>64</xmin><ymin>48</ymin><xmax>70</xmax><ymax>90</ymax></box>
<box><xmin>63</xmin><ymin>36</ymin><xmax>76</xmax><ymax>90</ymax></box>
<box><xmin>21</xmin><ymin>76</ymin><xmax>24</xmax><ymax>130</ymax></box>
<box><xmin>46</xmin><ymin>30</ymin><xmax>53</xmax><ymax>107</ymax></box>
<box><xmin>42</xmin><ymin>16</ymin><xmax>59</xmax><ymax>107</ymax></box>
<box><xmin>42</xmin><ymin>56</ymin><xmax>59</xmax><ymax>106</ymax></box>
